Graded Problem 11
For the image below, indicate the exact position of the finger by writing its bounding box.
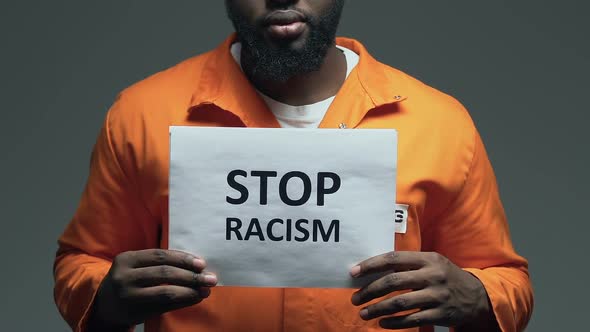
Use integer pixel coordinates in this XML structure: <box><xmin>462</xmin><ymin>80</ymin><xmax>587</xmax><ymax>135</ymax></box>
<box><xmin>350</xmin><ymin>251</ymin><xmax>427</xmax><ymax>278</ymax></box>
<box><xmin>129</xmin><ymin>249</ymin><xmax>206</xmax><ymax>272</ymax></box>
<box><xmin>130</xmin><ymin>265</ymin><xmax>218</xmax><ymax>287</ymax></box>
<box><xmin>379</xmin><ymin>308</ymin><xmax>443</xmax><ymax>329</ymax></box>
<box><xmin>133</xmin><ymin>285</ymin><xmax>211</xmax><ymax>315</ymax></box>
<box><xmin>359</xmin><ymin>290</ymin><xmax>439</xmax><ymax>320</ymax></box>
<box><xmin>351</xmin><ymin>271</ymin><xmax>428</xmax><ymax>305</ymax></box>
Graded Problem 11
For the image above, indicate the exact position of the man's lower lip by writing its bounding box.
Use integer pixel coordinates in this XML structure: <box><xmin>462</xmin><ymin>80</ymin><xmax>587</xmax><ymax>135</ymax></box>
<box><xmin>267</xmin><ymin>22</ymin><xmax>306</xmax><ymax>40</ymax></box>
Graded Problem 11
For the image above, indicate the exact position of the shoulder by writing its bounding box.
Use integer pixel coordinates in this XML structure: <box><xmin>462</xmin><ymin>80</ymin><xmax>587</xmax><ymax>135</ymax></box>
<box><xmin>102</xmin><ymin>49</ymin><xmax>220</xmax><ymax>149</ymax></box>
<box><xmin>102</xmin><ymin>49</ymin><xmax>216</xmax><ymax>154</ymax></box>
<box><xmin>372</xmin><ymin>60</ymin><xmax>478</xmax><ymax>154</ymax></box>
<box><xmin>375</xmin><ymin>62</ymin><xmax>480</xmax><ymax>195</ymax></box>
<box><xmin>111</xmin><ymin>50</ymin><xmax>214</xmax><ymax>119</ymax></box>
<box><xmin>384</xmin><ymin>62</ymin><xmax>476</xmax><ymax>135</ymax></box>
<box><xmin>408</xmin><ymin>74</ymin><xmax>472</xmax><ymax>127</ymax></box>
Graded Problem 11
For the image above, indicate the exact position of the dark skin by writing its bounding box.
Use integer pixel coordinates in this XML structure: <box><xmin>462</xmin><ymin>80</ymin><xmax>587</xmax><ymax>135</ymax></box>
<box><xmin>89</xmin><ymin>0</ymin><xmax>499</xmax><ymax>330</ymax></box>
<box><xmin>350</xmin><ymin>252</ymin><xmax>499</xmax><ymax>330</ymax></box>
<box><xmin>228</xmin><ymin>0</ymin><xmax>347</xmax><ymax>105</ymax></box>
<box><xmin>88</xmin><ymin>249</ymin><xmax>217</xmax><ymax>331</ymax></box>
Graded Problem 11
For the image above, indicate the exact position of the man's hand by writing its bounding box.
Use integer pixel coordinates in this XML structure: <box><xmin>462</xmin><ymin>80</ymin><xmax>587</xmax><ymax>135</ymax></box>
<box><xmin>88</xmin><ymin>249</ymin><xmax>217</xmax><ymax>330</ymax></box>
<box><xmin>350</xmin><ymin>251</ymin><xmax>497</xmax><ymax>330</ymax></box>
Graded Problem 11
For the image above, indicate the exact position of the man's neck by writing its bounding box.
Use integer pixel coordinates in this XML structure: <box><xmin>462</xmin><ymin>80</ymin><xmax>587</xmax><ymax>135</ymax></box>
<box><xmin>242</xmin><ymin>46</ymin><xmax>347</xmax><ymax>106</ymax></box>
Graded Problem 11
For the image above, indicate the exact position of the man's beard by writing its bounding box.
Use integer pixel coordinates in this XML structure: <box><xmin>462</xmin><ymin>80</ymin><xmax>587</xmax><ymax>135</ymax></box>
<box><xmin>226</xmin><ymin>1</ymin><xmax>344</xmax><ymax>82</ymax></box>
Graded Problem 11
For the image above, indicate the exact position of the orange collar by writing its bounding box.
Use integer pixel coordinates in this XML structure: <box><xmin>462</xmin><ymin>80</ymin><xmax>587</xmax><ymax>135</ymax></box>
<box><xmin>189</xmin><ymin>34</ymin><xmax>408</xmax><ymax>128</ymax></box>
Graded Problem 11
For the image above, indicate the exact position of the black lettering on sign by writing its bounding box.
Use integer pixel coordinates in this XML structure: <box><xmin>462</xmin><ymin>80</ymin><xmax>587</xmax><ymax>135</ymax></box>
<box><xmin>225</xmin><ymin>218</ymin><xmax>340</xmax><ymax>243</ymax></box>
<box><xmin>286</xmin><ymin>218</ymin><xmax>292</xmax><ymax>241</ymax></box>
<box><xmin>251</xmin><ymin>171</ymin><xmax>278</xmax><ymax>205</ymax></box>
<box><xmin>226</xmin><ymin>170</ymin><xmax>249</xmax><ymax>205</ymax></box>
<box><xmin>313</xmin><ymin>219</ymin><xmax>340</xmax><ymax>242</ymax></box>
<box><xmin>244</xmin><ymin>218</ymin><xmax>265</xmax><ymax>241</ymax></box>
<box><xmin>294</xmin><ymin>219</ymin><xmax>310</xmax><ymax>242</ymax></box>
<box><xmin>225</xmin><ymin>170</ymin><xmax>342</xmax><ymax>206</ymax></box>
<box><xmin>267</xmin><ymin>218</ymin><xmax>284</xmax><ymax>241</ymax></box>
<box><xmin>226</xmin><ymin>217</ymin><xmax>243</xmax><ymax>240</ymax></box>
<box><xmin>279</xmin><ymin>171</ymin><xmax>312</xmax><ymax>206</ymax></box>
<box><xmin>317</xmin><ymin>172</ymin><xmax>341</xmax><ymax>206</ymax></box>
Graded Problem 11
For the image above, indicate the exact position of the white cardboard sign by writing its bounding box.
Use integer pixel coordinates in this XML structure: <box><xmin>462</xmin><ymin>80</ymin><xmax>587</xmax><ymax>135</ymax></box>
<box><xmin>169</xmin><ymin>127</ymin><xmax>397</xmax><ymax>288</ymax></box>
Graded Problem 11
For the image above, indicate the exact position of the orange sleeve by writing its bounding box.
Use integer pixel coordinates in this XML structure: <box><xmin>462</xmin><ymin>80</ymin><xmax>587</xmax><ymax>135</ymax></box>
<box><xmin>430</xmin><ymin>128</ymin><xmax>534</xmax><ymax>332</ymax></box>
<box><xmin>53</xmin><ymin>95</ymin><xmax>158</xmax><ymax>331</ymax></box>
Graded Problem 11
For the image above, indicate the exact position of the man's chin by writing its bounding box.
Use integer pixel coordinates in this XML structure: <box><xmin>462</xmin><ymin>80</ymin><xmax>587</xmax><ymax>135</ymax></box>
<box><xmin>239</xmin><ymin>28</ymin><xmax>331</xmax><ymax>82</ymax></box>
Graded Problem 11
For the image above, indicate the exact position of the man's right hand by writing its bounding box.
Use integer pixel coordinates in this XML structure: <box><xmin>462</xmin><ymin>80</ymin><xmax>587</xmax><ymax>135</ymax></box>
<box><xmin>88</xmin><ymin>249</ymin><xmax>217</xmax><ymax>330</ymax></box>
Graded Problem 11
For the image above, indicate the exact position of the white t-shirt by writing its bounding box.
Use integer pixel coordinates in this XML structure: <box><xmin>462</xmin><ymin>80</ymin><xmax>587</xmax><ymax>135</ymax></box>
<box><xmin>230</xmin><ymin>42</ymin><xmax>359</xmax><ymax>128</ymax></box>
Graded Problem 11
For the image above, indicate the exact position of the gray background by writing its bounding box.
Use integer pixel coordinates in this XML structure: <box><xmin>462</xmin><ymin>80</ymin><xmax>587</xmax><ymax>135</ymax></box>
<box><xmin>0</xmin><ymin>1</ymin><xmax>587</xmax><ymax>331</ymax></box>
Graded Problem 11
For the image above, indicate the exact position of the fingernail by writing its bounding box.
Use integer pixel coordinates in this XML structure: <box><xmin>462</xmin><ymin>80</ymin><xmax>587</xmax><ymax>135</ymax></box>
<box><xmin>360</xmin><ymin>308</ymin><xmax>369</xmax><ymax>320</ymax></box>
<box><xmin>193</xmin><ymin>258</ymin><xmax>206</xmax><ymax>269</ymax></box>
<box><xmin>351</xmin><ymin>293</ymin><xmax>361</xmax><ymax>305</ymax></box>
<box><xmin>204</xmin><ymin>273</ymin><xmax>218</xmax><ymax>285</ymax></box>
<box><xmin>350</xmin><ymin>265</ymin><xmax>361</xmax><ymax>277</ymax></box>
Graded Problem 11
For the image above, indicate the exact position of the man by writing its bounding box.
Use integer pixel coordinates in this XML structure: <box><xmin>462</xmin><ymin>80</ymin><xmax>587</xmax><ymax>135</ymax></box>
<box><xmin>54</xmin><ymin>1</ymin><xmax>533</xmax><ymax>331</ymax></box>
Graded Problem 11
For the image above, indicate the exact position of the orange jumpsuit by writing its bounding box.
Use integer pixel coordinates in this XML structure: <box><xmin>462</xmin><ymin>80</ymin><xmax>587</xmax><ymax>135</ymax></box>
<box><xmin>54</xmin><ymin>35</ymin><xmax>533</xmax><ymax>332</ymax></box>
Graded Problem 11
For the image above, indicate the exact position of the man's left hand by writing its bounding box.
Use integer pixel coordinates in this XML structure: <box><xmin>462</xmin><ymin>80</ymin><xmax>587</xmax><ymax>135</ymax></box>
<box><xmin>350</xmin><ymin>251</ymin><xmax>496</xmax><ymax>330</ymax></box>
